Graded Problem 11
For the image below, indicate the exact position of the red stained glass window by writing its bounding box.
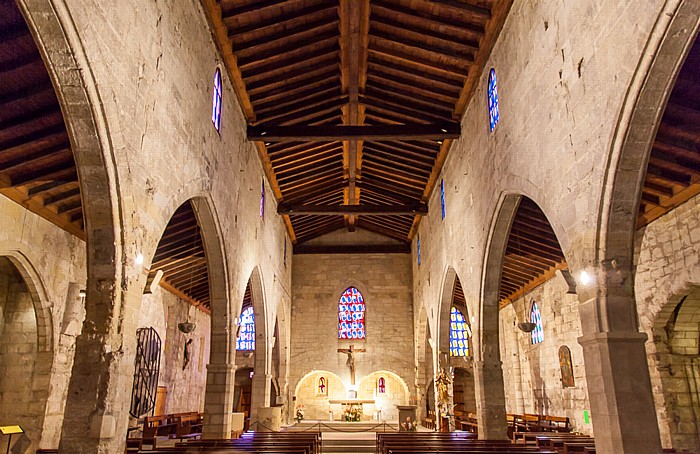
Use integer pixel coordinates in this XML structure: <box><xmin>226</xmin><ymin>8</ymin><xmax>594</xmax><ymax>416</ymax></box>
<box><xmin>338</xmin><ymin>287</ymin><xmax>365</xmax><ymax>339</ymax></box>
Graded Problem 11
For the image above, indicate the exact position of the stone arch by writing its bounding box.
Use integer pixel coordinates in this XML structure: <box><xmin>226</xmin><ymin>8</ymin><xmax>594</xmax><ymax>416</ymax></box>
<box><xmin>592</xmin><ymin>0</ymin><xmax>699</xmax><ymax>334</ymax></box>
<box><xmin>294</xmin><ymin>370</ymin><xmax>346</xmax><ymax>420</ymax></box>
<box><xmin>246</xmin><ymin>266</ymin><xmax>270</xmax><ymax>422</ymax></box>
<box><xmin>15</xmin><ymin>1</ymin><xmax>125</xmax><ymax>451</ymax></box>
<box><xmin>0</xmin><ymin>252</ymin><xmax>54</xmax><ymax>451</ymax></box>
<box><xmin>437</xmin><ymin>266</ymin><xmax>459</xmax><ymax>358</ymax></box>
<box><xmin>358</xmin><ymin>370</ymin><xmax>410</xmax><ymax>420</ymax></box>
<box><xmin>649</xmin><ymin>284</ymin><xmax>700</xmax><ymax>450</ymax></box>
<box><xmin>476</xmin><ymin>192</ymin><xmax>522</xmax><ymax>439</ymax></box>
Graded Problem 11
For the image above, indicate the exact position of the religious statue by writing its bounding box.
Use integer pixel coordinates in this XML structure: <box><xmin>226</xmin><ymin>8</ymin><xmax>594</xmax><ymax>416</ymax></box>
<box><xmin>337</xmin><ymin>345</ymin><xmax>365</xmax><ymax>385</ymax></box>
<box><xmin>182</xmin><ymin>338</ymin><xmax>193</xmax><ymax>370</ymax></box>
<box><xmin>435</xmin><ymin>368</ymin><xmax>452</xmax><ymax>419</ymax></box>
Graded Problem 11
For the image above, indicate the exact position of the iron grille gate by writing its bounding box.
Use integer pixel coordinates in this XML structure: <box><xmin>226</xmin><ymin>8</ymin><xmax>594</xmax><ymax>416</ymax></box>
<box><xmin>130</xmin><ymin>327</ymin><xmax>161</xmax><ymax>417</ymax></box>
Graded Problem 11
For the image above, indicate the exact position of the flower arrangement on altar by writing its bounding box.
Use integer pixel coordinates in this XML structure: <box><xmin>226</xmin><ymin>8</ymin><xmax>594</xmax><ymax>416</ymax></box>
<box><xmin>295</xmin><ymin>405</ymin><xmax>304</xmax><ymax>422</ymax></box>
<box><xmin>343</xmin><ymin>403</ymin><xmax>362</xmax><ymax>422</ymax></box>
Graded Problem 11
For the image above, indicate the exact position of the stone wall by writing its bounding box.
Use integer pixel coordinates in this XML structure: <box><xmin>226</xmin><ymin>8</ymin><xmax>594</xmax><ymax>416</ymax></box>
<box><xmin>499</xmin><ymin>276</ymin><xmax>591</xmax><ymax>433</ymax></box>
<box><xmin>634</xmin><ymin>193</ymin><xmax>700</xmax><ymax>450</ymax></box>
<box><xmin>290</xmin><ymin>238</ymin><xmax>414</xmax><ymax>421</ymax></box>
<box><xmin>0</xmin><ymin>258</ymin><xmax>40</xmax><ymax>452</ymax></box>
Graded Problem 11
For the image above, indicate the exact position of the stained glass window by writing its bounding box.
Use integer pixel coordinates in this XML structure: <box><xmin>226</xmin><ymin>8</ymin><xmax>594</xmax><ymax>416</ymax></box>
<box><xmin>377</xmin><ymin>377</ymin><xmax>386</xmax><ymax>394</ymax></box>
<box><xmin>487</xmin><ymin>68</ymin><xmax>499</xmax><ymax>132</ymax></box>
<box><xmin>417</xmin><ymin>236</ymin><xmax>421</xmax><ymax>266</ymax></box>
<box><xmin>440</xmin><ymin>179</ymin><xmax>446</xmax><ymax>220</ymax></box>
<box><xmin>236</xmin><ymin>306</ymin><xmax>255</xmax><ymax>350</ymax></box>
<box><xmin>260</xmin><ymin>179</ymin><xmax>265</xmax><ymax>219</ymax></box>
<box><xmin>338</xmin><ymin>287</ymin><xmax>366</xmax><ymax>339</ymax></box>
<box><xmin>318</xmin><ymin>376</ymin><xmax>328</xmax><ymax>396</ymax></box>
<box><xmin>530</xmin><ymin>301</ymin><xmax>544</xmax><ymax>344</ymax></box>
<box><xmin>212</xmin><ymin>68</ymin><xmax>222</xmax><ymax>132</ymax></box>
<box><xmin>449</xmin><ymin>307</ymin><xmax>469</xmax><ymax>357</ymax></box>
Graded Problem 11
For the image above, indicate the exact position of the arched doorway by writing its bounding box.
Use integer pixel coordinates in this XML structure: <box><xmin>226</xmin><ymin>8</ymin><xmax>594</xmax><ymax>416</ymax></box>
<box><xmin>0</xmin><ymin>256</ymin><xmax>52</xmax><ymax>452</ymax></box>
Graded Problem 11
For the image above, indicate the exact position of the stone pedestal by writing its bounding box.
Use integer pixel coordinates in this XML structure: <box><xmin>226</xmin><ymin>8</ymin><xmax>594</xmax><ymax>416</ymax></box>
<box><xmin>397</xmin><ymin>405</ymin><xmax>417</xmax><ymax>431</ymax></box>
<box><xmin>256</xmin><ymin>406</ymin><xmax>281</xmax><ymax>432</ymax></box>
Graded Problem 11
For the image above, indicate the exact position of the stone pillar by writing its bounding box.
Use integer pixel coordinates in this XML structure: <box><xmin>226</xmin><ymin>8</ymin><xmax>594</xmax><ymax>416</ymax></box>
<box><xmin>202</xmin><ymin>363</ymin><xmax>237</xmax><ymax>439</ymax></box>
<box><xmin>578</xmin><ymin>331</ymin><xmax>662</xmax><ymax>453</ymax></box>
<box><xmin>59</xmin><ymin>285</ymin><xmax>139</xmax><ymax>454</ymax></box>
<box><xmin>473</xmin><ymin>360</ymin><xmax>508</xmax><ymax>440</ymax></box>
<box><xmin>257</xmin><ymin>406</ymin><xmax>281</xmax><ymax>431</ymax></box>
<box><xmin>249</xmin><ymin>373</ymin><xmax>272</xmax><ymax>425</ymax></box>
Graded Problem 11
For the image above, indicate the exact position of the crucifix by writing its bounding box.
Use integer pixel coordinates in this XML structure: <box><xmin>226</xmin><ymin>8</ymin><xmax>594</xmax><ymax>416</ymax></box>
<box><xmin>337</xmin><ymin>345</ymin><xmax>366</xmax><ymax>385</ymax></box>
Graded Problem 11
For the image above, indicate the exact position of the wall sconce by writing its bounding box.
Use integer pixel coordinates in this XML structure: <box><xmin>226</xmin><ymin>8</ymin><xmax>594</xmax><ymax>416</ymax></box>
<box><xmin>78</xmin><ymin>289</ymin><xmax>86</xmax><ymax>298</ymax></box>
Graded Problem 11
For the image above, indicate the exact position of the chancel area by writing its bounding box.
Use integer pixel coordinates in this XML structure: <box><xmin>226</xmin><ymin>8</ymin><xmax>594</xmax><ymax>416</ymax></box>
<box><xmin>0</xmin><ymin>0</ymin><xmax>699</xmax><ymax>453</ymax></box>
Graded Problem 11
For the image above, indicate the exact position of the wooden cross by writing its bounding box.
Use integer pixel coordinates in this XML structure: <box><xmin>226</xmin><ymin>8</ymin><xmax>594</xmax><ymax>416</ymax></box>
<box><xmin>337</xmin><ymin>345</ymin><xmax>366</xmax><ymax>385</ymax></box>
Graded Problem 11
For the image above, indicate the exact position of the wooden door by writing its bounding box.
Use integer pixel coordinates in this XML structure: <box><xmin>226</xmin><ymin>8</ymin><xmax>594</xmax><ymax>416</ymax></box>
<box><xmin>155</xmin><ymin>386</ymin><xmax>167</xmax><ymax>416</ymax></box>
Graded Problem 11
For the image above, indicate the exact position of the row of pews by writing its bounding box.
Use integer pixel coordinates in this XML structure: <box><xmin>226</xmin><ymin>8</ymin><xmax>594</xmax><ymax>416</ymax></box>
<box><xmin>135</xmin><ymin>412</ymin><xmax>204</xmax><ymax>449</ymax></box>
<box><xmin>136</xmin><ymin>431</ymin><xmax>321</xmax><ymax>453</ymax></box>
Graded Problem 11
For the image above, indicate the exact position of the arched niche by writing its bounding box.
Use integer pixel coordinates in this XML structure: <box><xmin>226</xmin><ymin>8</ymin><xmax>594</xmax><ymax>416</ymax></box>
<box><xmin>0</xmin><ymin>254</ymin><xmax>53</xmax><ymax>451</ymax></box>
<box><xmin>294</xmin><ymin>370</ymin><xmax>345</xmax><ymax>420</ymax></box>
<box><xmin>357</xmin><ymin>370</ymin><xmax>410</xmax><ymax>421</ymax></box>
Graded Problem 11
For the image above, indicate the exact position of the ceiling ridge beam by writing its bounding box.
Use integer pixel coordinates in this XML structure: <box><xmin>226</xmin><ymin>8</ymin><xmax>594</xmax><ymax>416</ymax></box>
<box><xmin>248</xmin><ymin>124</ymin><xmax>460</xmax><ymax>141</ymax></box>
<box><xmin>278</xmin><ymin>203</ymin><xmax>428</xmax><ymax>216</ymax></box>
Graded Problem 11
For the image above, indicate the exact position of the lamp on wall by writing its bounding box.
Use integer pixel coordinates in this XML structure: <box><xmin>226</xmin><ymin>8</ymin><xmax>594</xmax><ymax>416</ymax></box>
<box><xmin>517</xmin><ymin>321</ymin><xmax>537</xmax><ymax>333</ymax></box>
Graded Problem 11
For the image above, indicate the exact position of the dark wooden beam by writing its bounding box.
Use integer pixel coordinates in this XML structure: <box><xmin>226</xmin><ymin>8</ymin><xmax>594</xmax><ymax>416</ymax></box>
<box><xmin>248</xmin><ymin>124</ymin><xmax>460</xmax><ymax>141</ymax></box>
<box><xmin>278</xmin><ymin>203</ymin><xmax>428</xmax><ymax>216</ymax></box>
<box><xmin>428</xmin><ymin>0</ymin><xmax>491</xmax><ymax>18</ymax></box>
<box><xmin>294</xmin><ymin>244</ymin><xmax>411</xmax><ymax>254</ymax></box>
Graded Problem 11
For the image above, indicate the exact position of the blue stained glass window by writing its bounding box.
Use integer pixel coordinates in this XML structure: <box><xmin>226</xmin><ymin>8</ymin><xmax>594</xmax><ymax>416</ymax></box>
<box><xmin>487</xmin><ymin>68</ymin><xmax>499</xmax><ymax>132</ymax></box>
<box><xmin>530</xmin><ymin>301</ymin><xmax>544</xmax><ymax>345</ymax></box>
<box><xmin>338</xmin><ymin>287</ymin><xmax>366</xmax><ymax>339</ymax></box>
<box><xmin>417</xmin><ymin>236</ymin><xmax>421</xmax><ymax>266</ymax></box>
<box><xmin>236</xmin><ymin>306</ymin><xmax>255</xmax><ymax>350</ymax></box>
<box><xmin>440</xmin><ymin>179</ymin><xmax>446</xmax><ymax>220</ymax></box>
<box><xmin>449</xmin><ymin>307</ymin><xmax>469</xmax><ymax>357</ymax></box>
<box><xmin>212</xmin><ymin>68</ymin><xmax>222</xmax><ymax>132</ymax></box>
<box><xmin>260</xmin><ymin>179</ymin><xmax>265</xmax><ymax>219</ymax></box>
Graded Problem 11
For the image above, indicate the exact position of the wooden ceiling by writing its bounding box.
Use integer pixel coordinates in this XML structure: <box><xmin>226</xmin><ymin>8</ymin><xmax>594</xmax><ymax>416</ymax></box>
<box><xmin>638</xmin><ymin>37</ymin><xmax>700</xmax><ymax>228</ymax></box>
<box><xmin>499</xmin><ymin>197</ymin><xmax>566</xmax><ymax>306</ymax></box>
<box><xmin>0</xmin><ymin>2</ymin><xmax>84</xmax><ymax>239</ymax></box>
<box><xmin>451</xmin><ymin>275</ymin><xmax>466</xmax><ymax>309</ymax></box>
<box><xmin>150</xmin><ymin>201</ymin><xmax>212</xmax><ymax>311</ymax></box>
<box><xmin>204</xmin><ymin>0</ymin><xmax>513</xmax><ymax>247</ymax></box>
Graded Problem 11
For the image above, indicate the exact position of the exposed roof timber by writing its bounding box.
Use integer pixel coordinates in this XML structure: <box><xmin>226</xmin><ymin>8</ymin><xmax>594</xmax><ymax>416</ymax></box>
<box><xmin>428</xmin><ymin>0</ymin><xmax>491</xmax><ymax>18</ymax></box>
<box><xmin>278</xmin><ymin>202</ymin><xmax>428</xmax><ymax>216</ymax></box>
<box><xmin>294</xmin><ymin>244</ymin><xmax>411</xmax><ymax>254</ymax></box>
<box><xmin>248</xmin><ymin>124</ymin><xmax>460</xmax><ymax>141</ymax></box>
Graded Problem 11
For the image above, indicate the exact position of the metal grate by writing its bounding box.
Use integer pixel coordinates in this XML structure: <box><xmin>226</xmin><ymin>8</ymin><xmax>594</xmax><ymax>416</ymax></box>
<box><xmin>129</xmin><ymin>327</ymin><xmax>162</xmax><ymax>417</ymax></box>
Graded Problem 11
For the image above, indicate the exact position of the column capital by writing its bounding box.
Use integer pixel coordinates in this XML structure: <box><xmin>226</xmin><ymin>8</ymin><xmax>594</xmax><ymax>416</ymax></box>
<box><xmin>578</xmin><ymin>331</ymin><xmax>648</xmax><ymax>347</ymax></box>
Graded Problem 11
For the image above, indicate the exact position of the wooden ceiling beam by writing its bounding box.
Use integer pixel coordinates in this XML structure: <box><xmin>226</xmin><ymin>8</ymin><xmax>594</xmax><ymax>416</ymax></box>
<box><xmin>363</xmin><ymin>142</ymin><xmax>434</xmax><ymax>168</ymax></box>
<box><xmin>643</xmin><ymin>180</ymin><xmax>675</xmax><ymax>198</ymax></box>
<box><xmin>247</xmin><ymin>58</ymin><xmax>338</xmax><ymax>95</ymax></box>
<box><xmin>42</xmin><ymin>186</ymin><xmax>80</xmax><ymax>206</ymax></box>
<box><xmin>274</xmin><ymin>98</ymin><xmax>347</xmax><ymax>127</ymax></box>
<box><xmin>368</xmin><ymin>44</ymin><xmax>466</xmax><ymax>80</ymax></box>
<box><xmin>362</xmin><ymin>174</ymin><xmax>424</xmax><ymax>199</ymax></box>
<box><xmin>365</xmin><ymin>84</ymin><xmax>455</xmax><ymax>114</ymax></box>
<box><xmin>284</xmin><ymin>181</ymin><xmax>346</xmax><ymax>204</ymax></box>
<box><xmin>242</xmin><ymin>40</ymin><xmax>338</xmax><ymax>83</ymax></box>
<box><xmin>0</xmin><ymin>124</ymin><xmax>66</xmax><ymax>153</ymax></box>
<box><xmin>273</xmin><ymin>148</ymin><xmax>342</xmax><ymax>174</ymax></box>
<box><xmin>372</xmin><ymin>0</ymin><xmax>485</xmax><ymax>37</ymax></box>
<box><xmin>367</xmin><ymin>55</ymin><xmax>464</xmax><ymax>88</ymax></box>
<box><xmin>279</xmin><ymin>168</ymin><xmax>343</xmax><ymax>193</ymax></box>
<box><xmin>371</xmin><ymin>14</ymin><xmax>479</xmax><ymax>52</ymax></box>
<box><xmin>278</xmin><ymin>203</ymin><xmax>428</xmax><ymax>216</ymax></box>
<box><xmin>277</xmin><ymin>159</ymin><xmax>340</xmax><ymax>184</ymax></box>
<box><xmin>56</xmin><ymin>200</ymin><xmax>82</xmax><ymax>215</ymax></box>
<box><xmin>646</xmin><ymin>162</ymin><xmax>692</xmax><ymax>186</ymax></box>
<box><xmin>250</xmin><ymin>72</ymin><xmax>339</xmax><ymax>106</ymax></box>
<box><xmin>367</xmin><ymin>69</ymin><xmax>461</xmax><ymax>100</ymax></box>
<box><xmin>0</xmin><ymin>105</ymin><xmax>62</xmax><ymax>133</ymax></box>
<box><xmin>505</xmin><ymin>253</ymin><xmax>555</xmax><ymax>273</ymax></box>
<box><xmin>358</xmin><ymin>181</ymin><xmax>422</xmax><ymax>205</ymax></box>
<box><xmin>248</xmin><ymin>124</ymin><xmax>460</xmax><ymax>141</ymax></box>
<box><xmin>0</xmin><ymin>53</ymin><xmax>42</xmax><ymax>76</ymax></box>
<box><xmin>7</xmin><ymin>162</ymin><xmax>76</xmax><ymax>188</ymax></box>
<box><xmin>356</xmin><ymin>219</ymin><xmax>410</xmax><ymax>242</ymax></box>
<box><xmin>256</xmin><ymin>86</ymin><xmax>340</xmax><ymax>118</ymax></box>
<box><xmin>270</xmin><ymin>142</ymin><xmax>340</xmax><ymax>163</ymax></box>
<box><xmin>294</xmin><ymin>244</ymin><xmax>411</xmax><ymax>254</ymax></box>
<box><xmin>361</xmin><ymin>96</ymin><xmax>451</xmax><ymax>124</ymax></box>
<box><xmin>362</xmin><ymin>145</ymin><xmax>433</xmax><ymax>172</ymax></box>
<box><xmin>227</xmin><ymin>3</ymin><xmax>337</xmax><ymax>37</ymax></box>
<box><xmin>364</xmin><ymin>154</ymin><xmax>431</xmax><ymax>178</ymax></box>
<box><xmin>237</xmin><ymin>31</ymin><xmax>338</xmax><ymax>69</ymax></box>
<box><xmin>233</xmin><ymin>15</ymin><xmax>339</xmax><ymax>54</ymax></box>
<box><xmin>370</xmin><ymin>29</ymin><xmax>474</xmax><ymax>63</ymax></box>
<box><xmin>221</xmin><ymin>0</ymin><xmax>284</xmax><ymax>18</ymax></box>
<box><xmin>428</xmin><ymin>0</ymin><xmax>491</xmax><ymax>19</ymax></box>
<box><xmin>0</xmin><ymin>141</ymin><xmax>71</xmax><ymax>172</ymax></box>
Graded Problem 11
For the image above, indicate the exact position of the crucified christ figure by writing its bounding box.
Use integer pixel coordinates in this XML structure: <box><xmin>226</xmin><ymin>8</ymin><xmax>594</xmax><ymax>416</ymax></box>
<box><xmin>337</xmin><ymin>345</ymin><xmax>366</xmax><ymax>385</ymax></box>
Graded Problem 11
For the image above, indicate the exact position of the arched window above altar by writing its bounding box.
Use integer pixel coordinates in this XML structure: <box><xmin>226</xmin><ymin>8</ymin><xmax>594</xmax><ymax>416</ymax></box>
<box><xmin>377</xmin><ymin>376</ymin><xmax>386</xmax><ymax>394</ymax></box>
<box><xmin>338</xmin><ymin>287</ymin><xmax>366</xmax><ymax>339</ymax></box>
<box><xmin>236</xmin><ymin>305</ymin><xmax>255</xmax><ymax>350</ymax></box>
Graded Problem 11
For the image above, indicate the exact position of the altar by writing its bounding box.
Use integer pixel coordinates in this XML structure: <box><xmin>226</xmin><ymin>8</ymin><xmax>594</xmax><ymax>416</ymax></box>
<box><xmin>328</xmin><ymin>399</ymin><xmax>375</xmax><ymax>421</ymax></box>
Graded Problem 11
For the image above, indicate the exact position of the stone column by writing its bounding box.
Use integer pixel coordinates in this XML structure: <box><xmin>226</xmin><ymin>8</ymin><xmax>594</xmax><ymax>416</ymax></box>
<box><xmin>249</xmin><ymin>373</ymin><xmax>272</xmax><ymax>425</ymax></box>
<box><xmin>578</xmin><ymin>331</ymin><xmax>662</xmax><ymax>453</ymax></box>
<box><xmin>202</xmin><ymin>363</ymin><xmax>237</xmax><ymax>439</ymax></box>
<box><xmin>59</xmin><ymin>286</ymin><xmax>140</xmax><ymax>454</ymax></box>
<box><xmin>473</xmin><ymin>359</ymin><xmax>508</xmax><ymax>440</ymax></box>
